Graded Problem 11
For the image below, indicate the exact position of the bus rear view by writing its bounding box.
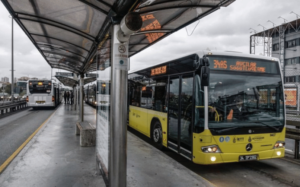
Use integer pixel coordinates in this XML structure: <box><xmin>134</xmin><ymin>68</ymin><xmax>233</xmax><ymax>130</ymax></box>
<box><xmin>27</xmin><ymin>80</ymin><xmax>60</xmax><ymax>109</ymax></box>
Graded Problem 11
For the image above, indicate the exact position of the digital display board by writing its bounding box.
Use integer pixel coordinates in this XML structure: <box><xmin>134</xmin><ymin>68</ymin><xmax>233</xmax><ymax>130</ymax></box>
<box><xmin>151</xmin><ymin>65</ymin><xmax>167</xmax><ymax>76</ymax></box>
<box><xmin>208</xmin><ymin>56</ymin><xmax>279</xmax><ymax>74</ymax></box>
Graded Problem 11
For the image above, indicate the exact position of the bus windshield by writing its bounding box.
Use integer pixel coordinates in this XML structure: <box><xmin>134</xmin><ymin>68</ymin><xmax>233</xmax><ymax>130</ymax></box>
<box><xmin>28</xmin><ymin>81</ymin><xmax>52</xmax><ymax>94</ymax></box>
<box><xmin>207</xmin><ymin>72</ymin><xmax>284</xmax><ymax>134</ymax></box>
<box><xmin>204</xmin><ymin>56</ymin><xmax>284</xmax><ymax>134</ymax></box>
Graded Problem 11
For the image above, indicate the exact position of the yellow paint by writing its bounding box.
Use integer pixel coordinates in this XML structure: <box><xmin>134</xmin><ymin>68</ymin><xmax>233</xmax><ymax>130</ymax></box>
<box><xmin>193</xmin><ymin>128</ymin><xmax>286</xmax><ymax>164</ymax></box>
<box><xmin>0</xmin><ymin>110</ymin><xmax>57</xmax><ymax>173</ymax></box>
<box><xmin>129</xmin><ymin>105</ymin><xmax>286</xmax><ymax>165</ymax></box>
<box><xmin>129</xmin><ymin>106</ymin><xmax>168</xmax><ymax>146</ymax></box>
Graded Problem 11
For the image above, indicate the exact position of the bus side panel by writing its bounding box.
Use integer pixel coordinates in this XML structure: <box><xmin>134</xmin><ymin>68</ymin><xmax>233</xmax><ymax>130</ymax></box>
<box><xmin>137</xmin><ymin>107</ymin><xmax>149</xmax><ymax>136</ymax></box>
<box><xmin>147</xmin><ymin>110</ymin><xmax>168</xmax><ymax>147</ymax></box>
<box><xmin>129</xmin><ymin>105</ymin><xmax>137</xmax><ymax>129</ymax></box>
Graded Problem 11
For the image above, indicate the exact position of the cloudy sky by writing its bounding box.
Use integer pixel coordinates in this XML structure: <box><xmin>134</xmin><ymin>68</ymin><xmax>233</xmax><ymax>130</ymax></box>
<box><xmin>0</xmin><ymin>0</ymin><xmax>299</xmax><ymax>81</ymax></box>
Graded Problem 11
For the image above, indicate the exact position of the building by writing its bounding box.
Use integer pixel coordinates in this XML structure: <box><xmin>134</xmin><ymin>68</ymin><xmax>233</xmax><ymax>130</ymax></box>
<box><xmin>1</xmin><ymin>77</ymin><xmax>9</xmax><ymax>83</ymax></box>
<box><xmin>18</xmin><ymin>76</ymin><xmax>30</xmax><ymax>81</ymax></box>
<box><xmin>250</xmin><ymin>18</ymin><xmax>300</xmax><ymax>83</ymax></box>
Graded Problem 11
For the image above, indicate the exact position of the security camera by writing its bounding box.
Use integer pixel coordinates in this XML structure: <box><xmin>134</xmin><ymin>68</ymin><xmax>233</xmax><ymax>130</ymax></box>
<box><xmin>117</xmin><ymin>12</ymin><xmax>143</xmax><ymax>43</ymax></box>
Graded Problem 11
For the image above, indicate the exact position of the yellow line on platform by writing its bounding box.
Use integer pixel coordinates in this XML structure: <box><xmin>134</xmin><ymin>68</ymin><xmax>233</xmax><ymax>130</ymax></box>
<box><xmin>0</xmin><ymin>109</ymin><xmax>57</xmax><ymax>173</ymax></box>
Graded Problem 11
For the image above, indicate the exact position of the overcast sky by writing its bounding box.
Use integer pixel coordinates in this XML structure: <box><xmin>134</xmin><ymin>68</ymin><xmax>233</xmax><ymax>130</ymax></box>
<box><xmin>0</xmin><ymin>0</ymin><xmax>299</xmax><ymax>81</ymax></box>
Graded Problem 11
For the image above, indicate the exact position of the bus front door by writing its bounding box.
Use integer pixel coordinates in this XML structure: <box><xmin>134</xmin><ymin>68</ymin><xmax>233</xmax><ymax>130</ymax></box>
<box><xmin>168</xmin><ymin>75</ymin><xmax>193</xmax><ymax>160</ymax></box>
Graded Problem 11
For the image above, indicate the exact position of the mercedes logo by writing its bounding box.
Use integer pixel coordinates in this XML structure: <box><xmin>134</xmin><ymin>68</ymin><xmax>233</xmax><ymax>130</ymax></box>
<box><xmin>246</xmin><ymin>143</ymin><xmax>253</xmax><ymax>152</ymax></box>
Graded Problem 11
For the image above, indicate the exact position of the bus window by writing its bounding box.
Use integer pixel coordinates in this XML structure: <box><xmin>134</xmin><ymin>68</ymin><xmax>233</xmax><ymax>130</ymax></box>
<box><xmin>153</xmin><ymin>80</ymin><xmax>167</xmax><ymax>112</ymax></box>
<box><xmin>141</xmin><ymin>86</ymin><xmax>153</xmax><ymax>109</ymax></box>
<box><xmin>180</xmin><ymin>76</ymin><xmax>193</xmax><ymax>150</ymax></box>
<box><xmin>131</xmin><ymin>86</ymin><xmax>141</xmax><ymax>107</ymax></box>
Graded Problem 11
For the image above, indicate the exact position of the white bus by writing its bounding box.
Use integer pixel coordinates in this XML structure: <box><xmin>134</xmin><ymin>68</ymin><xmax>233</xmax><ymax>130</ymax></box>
<box><xmin>27</xmin><ymin>80</ymin><xmax>62</xmax><ymax>109</ymax></box>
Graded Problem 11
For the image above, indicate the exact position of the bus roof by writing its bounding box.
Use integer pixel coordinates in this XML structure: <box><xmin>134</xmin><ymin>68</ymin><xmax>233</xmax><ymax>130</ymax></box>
<box><xmin>129</xmin><ymin>50</ymin><xmax>280</xmax><ymax>76</ymax></box>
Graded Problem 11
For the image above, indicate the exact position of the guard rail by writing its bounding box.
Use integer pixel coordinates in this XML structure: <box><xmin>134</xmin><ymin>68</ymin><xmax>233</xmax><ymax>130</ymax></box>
<box><xmin>286</xmin><ymin>120</ymin><xmax>300</xmax><ymax>159</ymax></box>
<box><xmin>0</xmin><ymin>100</ymin><xmax>28</xmax><ymax>117</ymax></box>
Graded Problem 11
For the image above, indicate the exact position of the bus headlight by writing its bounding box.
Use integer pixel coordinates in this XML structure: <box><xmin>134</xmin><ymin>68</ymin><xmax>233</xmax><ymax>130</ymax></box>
<box><xmin>201</xmin><ymin>145</ymin><xmax>222</xmax><ymax>153</ymax></box>
<box><xmin>273</xmin><ymin>141</ymin><xmax>285</xmax><ymax>149</ymax></box>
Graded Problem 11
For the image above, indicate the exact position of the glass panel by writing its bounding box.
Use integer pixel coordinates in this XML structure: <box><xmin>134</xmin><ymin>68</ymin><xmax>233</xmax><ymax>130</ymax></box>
<box><xmin>141</xmin><ymin>86</ymin><xmax>154</xmax><ymax>109</ymax></box>
<box><xmin>168</xmin><ymin>77</ymin><xmax>180</xmax><ymax>145</ymax></box>
<box><xmin>96</xmin><ymin>60</ymin><xmax>111</xmax><ymax>179</ymax></box>
<box><xmin>33</xmin><ymin>35</ymin><xmax>88</xmax><ymax>57</ymax></box>
<box><xmin>9</xmin><ymin>0</ymin><xmax>106</xmax><ymax>36</ymax></box>
<box><xmin>153</xmin><ymin>79</ymin><xmax>168</xmax><ymax>112</ymax></box>
<box><xmin>207</xmin><ymin>72</ymin><xmax>284</xmax><ymax>134</ymax></box>
<box><xmin>28</xmin><ymin>80</ymin><xmax>52</xmax><ymax>94</ymax></box>
<box><xmin>194</xmin><ymin>75</ymin><xmax>204</xmax><ymax>133</ymax></box>
<box><xmin>21</xmin><ymin>20</ymin><xmax>93</xmax><ymax>50</ymax></box>
<box><xmin>180</xmin><ymin>76</ymin><xmax>193</xmax><ymax>150</ymax></box>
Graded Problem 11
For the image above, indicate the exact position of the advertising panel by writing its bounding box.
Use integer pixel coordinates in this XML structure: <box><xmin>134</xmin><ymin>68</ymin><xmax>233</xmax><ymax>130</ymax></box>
<box><xmin>96</xmin><ymin>66</ymin><xmax>111</xmax><ymax>183</ymax></box>
<box><xmin>284</xmin><ymin>88</ymin><xmax>297</xmax><ymax>107</ymax></box>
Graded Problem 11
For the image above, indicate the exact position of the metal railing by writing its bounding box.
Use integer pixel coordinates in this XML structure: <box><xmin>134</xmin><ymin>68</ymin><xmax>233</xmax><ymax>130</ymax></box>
<box><xmin>286</xmin><ymin>114</ymin><xmax>300</xmax><ymax>159</ymax></box>
<box><xmin>0</xmin><ymin>100</ymin><xmax>28</xmax><ymax>117</ymax></box>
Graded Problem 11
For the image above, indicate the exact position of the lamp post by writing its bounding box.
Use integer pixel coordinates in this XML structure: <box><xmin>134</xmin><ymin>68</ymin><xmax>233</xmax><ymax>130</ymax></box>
<box><xmin>10</xmin><ymin>15</ymin><xmax>14</xmax><ymax>103</ymax></box>
<box><xmin>290</xmin><ymin>11</ymin><xmax>300</xmax><ymax>30</ymax></box>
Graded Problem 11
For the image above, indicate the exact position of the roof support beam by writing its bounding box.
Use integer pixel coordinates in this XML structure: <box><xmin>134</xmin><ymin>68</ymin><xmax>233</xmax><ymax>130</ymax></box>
<box><xmin>78</xmin><ymin>0</ymin><xmax>109</xmax><ymax>15</ymax></box>
<box><xmin>37</xmin><ymin>44</ymin><xmax>87</xmax><ymax>58</ymax></box>
<box><xmin>137</xmin><ymin>5</ymin><xmax>217</xmax><ymax>14</ymax></box>
<box><xmin>17</xmin><ymin>12</ymin><xmax>95</xmax><ymax>40</ymax></box>
<box><xmin>19</xmin><ymin>17</ymin><xmax>94</xmax><ymax>41</ymax></box>
<box><xmin>31</xmin><ymin>33</ymin><xmax>90</xmax><ymax>52</ymax></box>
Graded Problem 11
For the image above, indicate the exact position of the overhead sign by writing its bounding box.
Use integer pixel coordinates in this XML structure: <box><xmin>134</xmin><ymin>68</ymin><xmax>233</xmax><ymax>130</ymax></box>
<box><xmin>113</xmin><ymin>43</ymin><xmax>128</xmax><ymax>70</ymax></box>
<box><xmin>151</xmin><ymin>65</ymin><xmax>167</xmax><ymax>76</ymax></box>
<box><xmin>209</xmin><ymin>56</ymin><xmax>279</xmax><ymax>74</ymax></box>
<box><xmin>56</xmin><ymin>72</ymin><xmax>74</xmax><ymax>77</ymax></box>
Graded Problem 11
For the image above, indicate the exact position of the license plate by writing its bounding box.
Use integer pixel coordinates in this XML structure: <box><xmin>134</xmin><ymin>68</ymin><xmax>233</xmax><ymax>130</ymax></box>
<box><xmin>36</xmin><ymin>101</ymin><xmax>45</xmax><ymax>104</ymax></box>
<box><xmin>239</xmin><ymin>155</ymin><xmax>257</xmax><ymax>161</ymax></box>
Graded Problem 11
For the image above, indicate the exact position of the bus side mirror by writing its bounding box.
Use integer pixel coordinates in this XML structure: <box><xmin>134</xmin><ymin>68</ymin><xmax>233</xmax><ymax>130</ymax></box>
<box><xmin>201</xmin><ymin>66</ymin><xmax>210</xmax><ymax>87</ymax></box>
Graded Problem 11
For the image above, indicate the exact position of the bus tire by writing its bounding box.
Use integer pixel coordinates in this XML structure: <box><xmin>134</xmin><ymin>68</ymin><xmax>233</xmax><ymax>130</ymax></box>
<box><xmin>152</xmin><ymin>121</ymin><xmax>163</xmax><ymax>149</ymax></box>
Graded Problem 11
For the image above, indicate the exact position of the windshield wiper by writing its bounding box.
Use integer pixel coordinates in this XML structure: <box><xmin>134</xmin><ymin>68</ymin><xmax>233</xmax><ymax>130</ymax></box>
<box><xmin>254</xmin><ymin>121</ymin><xmax>280</xmax><ymax>131</ymax></box>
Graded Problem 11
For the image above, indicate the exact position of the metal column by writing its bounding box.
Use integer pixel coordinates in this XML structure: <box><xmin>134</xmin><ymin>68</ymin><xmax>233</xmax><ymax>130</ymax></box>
<box><xmin>79</xmin><ymin>74</ymin><xmax>84</xmax><ymax>122</ymax></box>
<box><xmin>109</xmin><ymin>24</ymin><xmax>128</xmax><ymax>187</ymax></box>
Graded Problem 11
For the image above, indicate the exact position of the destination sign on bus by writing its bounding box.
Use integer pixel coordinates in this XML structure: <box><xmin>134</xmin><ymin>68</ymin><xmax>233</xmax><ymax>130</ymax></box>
<box><xmin>151</xmin><ymin>65</ymin><xmax>167</xmax><ymax>76</ymax></box>
<box><xmin>208</xmin><ymin>56</ymin><xmax>279</xmax><ymax>74</ymax></box>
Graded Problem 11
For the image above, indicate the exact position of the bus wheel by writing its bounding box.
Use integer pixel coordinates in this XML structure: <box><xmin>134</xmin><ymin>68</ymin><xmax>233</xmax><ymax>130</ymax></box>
<box><xmin>152</xmin><ymin>121</ymin><xmax>163</xmax><ymax>149</ymax></box>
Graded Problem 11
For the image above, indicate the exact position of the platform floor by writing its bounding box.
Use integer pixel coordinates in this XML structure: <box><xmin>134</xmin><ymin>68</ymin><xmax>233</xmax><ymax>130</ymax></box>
<box><xmin>0</xmin><ymin>104</ymin><xmax>213</xmax><ymax>187</ymax></box>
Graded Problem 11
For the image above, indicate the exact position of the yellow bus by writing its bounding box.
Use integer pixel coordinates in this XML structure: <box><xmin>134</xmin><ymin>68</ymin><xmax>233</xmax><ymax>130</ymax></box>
<box><xmin>128</xmin><ymin>51</ymin><xmax>285</xmax><ymax>164</ymax></box>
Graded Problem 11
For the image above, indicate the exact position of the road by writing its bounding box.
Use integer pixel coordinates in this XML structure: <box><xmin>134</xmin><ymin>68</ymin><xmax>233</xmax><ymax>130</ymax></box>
<box><xmin>129</xmin><ymin>127</ymin><xmax>300</xmax><ymax>187</ymax></box>
<box><xmin>0</xmin><ymin>108</ymin><xmax>55</xmax><ymax>167</ymax></box>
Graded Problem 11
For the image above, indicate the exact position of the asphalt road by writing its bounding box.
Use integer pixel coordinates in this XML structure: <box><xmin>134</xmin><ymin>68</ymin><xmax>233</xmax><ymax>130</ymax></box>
<box><xmin>0</xmin><ymin>108</ymin><xmax>55</xmax><ymax>166</ymax></box>
<box><xmin>129</xmin><ymin>127</ymin><xmax>300</xmax><ymax>187</ymax></box>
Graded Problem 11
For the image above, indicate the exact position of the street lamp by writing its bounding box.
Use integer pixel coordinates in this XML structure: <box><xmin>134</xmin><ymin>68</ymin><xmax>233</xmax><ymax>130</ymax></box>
<box><xmin>290</xmin><ymin>11</ymin><xmax>300</xmax><ymax>30</ymax></box>
<box><xmin>278</xmin><ymin>16</ymin><xmax>288</xmax><ymax>24</ymax></box>
<box><xmin>267</xmin><ymin>20</ymin><xmax>276</xmax><ymax>28</ymax></box>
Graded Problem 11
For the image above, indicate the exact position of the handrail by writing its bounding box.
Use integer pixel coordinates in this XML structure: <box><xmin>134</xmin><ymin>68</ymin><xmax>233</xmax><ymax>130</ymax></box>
<box><xmin>196</xmin><ymin>106</ymin><xmax>220</xmax><ymax>122</ymax></box>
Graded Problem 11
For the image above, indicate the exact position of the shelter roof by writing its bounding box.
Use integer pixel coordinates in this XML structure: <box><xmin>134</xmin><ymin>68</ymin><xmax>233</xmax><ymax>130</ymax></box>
<box><xmin>55</xmin><ymin>75</ymin><xmax>96</xmax><ymax>87</ymax></box>
<box><xmin>251</xmin><ymin>18</ymin><xmax>300</xmax><ymax>37</ymax></box>
<box><xmin>2</xmin><ymin>0</ymin><xmax>234</xmax><ymax>74</ymax></box>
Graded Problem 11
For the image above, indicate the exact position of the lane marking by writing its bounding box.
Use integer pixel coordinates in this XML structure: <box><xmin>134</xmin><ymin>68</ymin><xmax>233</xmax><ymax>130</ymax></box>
<box><xmin>0</xmin><ymin>109</ymin><xmax>57</xmax><ymax>173</ymax></box>
<box><xmin>280</xmin><ymin>157</ymin><xmax>300</xmax><ymax>166</ymax></box>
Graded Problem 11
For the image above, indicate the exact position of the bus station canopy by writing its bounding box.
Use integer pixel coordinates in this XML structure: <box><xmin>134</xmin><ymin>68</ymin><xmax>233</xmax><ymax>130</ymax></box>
<box><xmin>2</xmin><ymin>0</ymin><xmax>234</xmax><ymax>74</ymax></box>
<box><xmin>55</xmin><ymin>75</ymin><xmax>96</xmax><ymax>87</ymax></box>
